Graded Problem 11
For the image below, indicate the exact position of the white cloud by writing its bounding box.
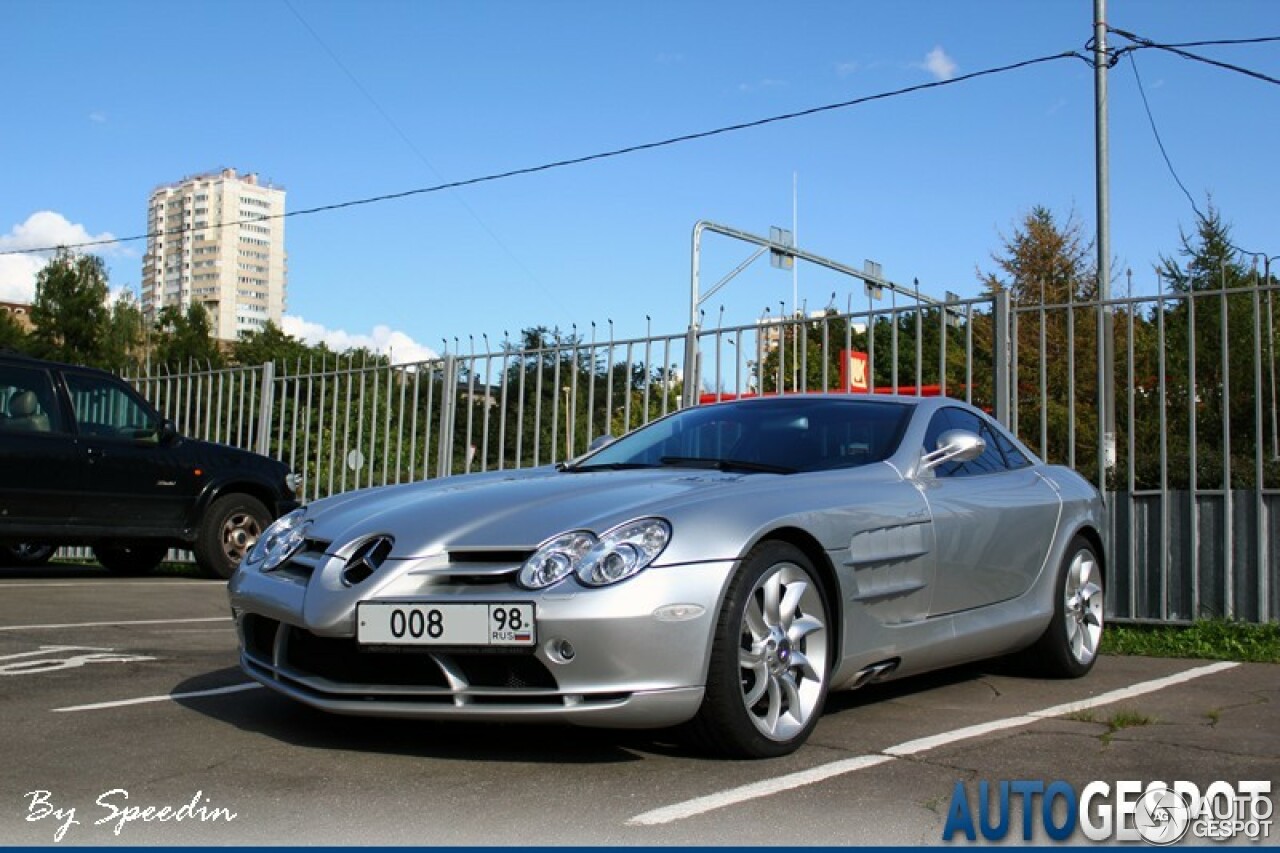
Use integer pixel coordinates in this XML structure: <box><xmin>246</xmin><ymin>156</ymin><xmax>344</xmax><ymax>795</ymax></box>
<box><xmin>281</xmin><ymin>315</ymin><xmax>439</xmax><ymax>366</ymax></box>
<box><xmin>89</xmin><ymin>111</ymin><xmax>107</xmax><ymax>124</ymax></box>
<box><xmin>0</xmin><ymin>211</ymin><xmax>119</xmax><ymax>303</ymax></box>
<box><xmin>919</xmin><ymin>46</ymin><xmax>957</xmax><ymax>81</ymax></box>
<box><xmin>836</xmin><ymin>60</ymin><xmax>859</xmax><ymax>78</ymax></box>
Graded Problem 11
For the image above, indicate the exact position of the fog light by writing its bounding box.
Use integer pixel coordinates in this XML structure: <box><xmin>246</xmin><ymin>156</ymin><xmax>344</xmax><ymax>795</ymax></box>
<box><xmin>545</xmin><ymin>638</ymin><xmax>576</xmax><ymax>664</ymax></box>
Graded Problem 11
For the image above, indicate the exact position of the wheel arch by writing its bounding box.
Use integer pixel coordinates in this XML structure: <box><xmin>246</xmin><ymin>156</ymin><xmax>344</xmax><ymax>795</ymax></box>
<box><xmin>190</xmin><ymin>477</ymin><xmax>283</xmax><ymax>533</ymax></box>
<box><xmin>1071</xmin><ymin>524</ymin><xmax>1107</xmax><ymax>582</ymax></box>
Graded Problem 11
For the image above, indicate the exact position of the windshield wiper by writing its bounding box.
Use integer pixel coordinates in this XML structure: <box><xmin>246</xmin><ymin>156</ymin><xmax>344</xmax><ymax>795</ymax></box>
<box><xmin>659</xmin><ymin>456</ymin><xmax>795</xmax><ymax>475</ymax></box>
<box><xmin>561</xmin><ymin>462</ymin><xmax>658</xmax><ymax>473</ymax></box>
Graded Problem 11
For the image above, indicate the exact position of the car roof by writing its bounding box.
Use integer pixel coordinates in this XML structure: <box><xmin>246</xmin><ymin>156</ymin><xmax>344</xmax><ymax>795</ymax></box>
<box><xmin>0</xmin><ymin>350</ymin><xmax>118</xmax><ymax>379</ymax></box>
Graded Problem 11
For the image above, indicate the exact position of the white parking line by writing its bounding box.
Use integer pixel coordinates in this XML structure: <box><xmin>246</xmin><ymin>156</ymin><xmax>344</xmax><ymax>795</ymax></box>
<box><xmin>627</xmin><ymin>660</ymin><xmax>1239</xmax><ymax>827</ymax></box>
<box><xmin>0</xmin><ymin>617</ymin><xmax>231</xmax><ymax>631</ymax></box>
<box><xmin>52</xmin><ymin>682</ymin><xmax>262</xmax><ymax>713</ymax></box>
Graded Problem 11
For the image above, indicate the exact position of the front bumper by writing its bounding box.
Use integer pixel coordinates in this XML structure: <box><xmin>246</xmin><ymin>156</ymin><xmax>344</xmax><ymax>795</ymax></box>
<box><xmin>230</xmin><ymin>556</ymin><xmax>736</xmax><ymax>729</ymax></box>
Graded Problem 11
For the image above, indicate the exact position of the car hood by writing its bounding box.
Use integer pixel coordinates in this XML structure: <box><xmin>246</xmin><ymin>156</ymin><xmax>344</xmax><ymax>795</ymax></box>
<box><xmin>176</xmin><ymin>435</ymin><xmax>289</xmax><ymax>476</ymax></box>
<box><xmin>304</xmin><ymin>466</ymin><xmax>758</xmax><ymax>557</ymax></box>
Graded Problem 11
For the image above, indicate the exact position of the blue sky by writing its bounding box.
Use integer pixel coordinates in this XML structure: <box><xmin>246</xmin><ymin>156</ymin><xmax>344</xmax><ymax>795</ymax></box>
<box><xmin>1</xmin><ymin>1</ymin><xmax>1276</xmax><ymax>363</ymax></box>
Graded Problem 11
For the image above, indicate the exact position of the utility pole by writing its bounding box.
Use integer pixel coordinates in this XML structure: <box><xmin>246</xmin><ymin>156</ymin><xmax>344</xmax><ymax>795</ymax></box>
<box><xmin>1094</xmin><ymin>0</ymin><xmax>1117</xmax><ymax>474</ymax></box>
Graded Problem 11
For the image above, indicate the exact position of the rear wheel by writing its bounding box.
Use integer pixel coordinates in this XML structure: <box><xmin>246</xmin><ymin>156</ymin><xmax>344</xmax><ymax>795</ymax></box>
<box><xmin>194</xmin><ymin>494</ymin><xmax>270</xmax><ymax>580</ymax></box>
<box><xmin>94</xmin><ymin>541</ymin><xmax>169</xmax><ymax>576</ymax></box>
<box><xmin>690</xmin><ymin>541</ymin><xmax>832</xmax><ymax>759</ymax></box>
<box><xmin>1</xmin><ymin>543</ymin><xmax>57</xmax><ymax>567</ymax></box>
<box><xmin>1026</xmin><ymin>535</ymin><xmax>1104</xmax><ymax>678</ymax></box>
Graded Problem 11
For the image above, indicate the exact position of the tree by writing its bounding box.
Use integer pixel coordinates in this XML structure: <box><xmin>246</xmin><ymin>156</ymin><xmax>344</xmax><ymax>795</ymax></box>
<box><xmin>29</xmin><ymin>250</ymin><xmax>111</xmax><ymax>365</ymax></box>
<box><xmin>151</xmin><ymin>303</ymin><xmax>223</xmax><ymax>370</ymax></box>
<box><xmin>102</xmin><ymin>294</ymin><xmax>146</xmax><ymax>373</ymax></box>
<box><xmin>980</xmin><ymin>207</ymin><xmax>1099</xmax><ymax>471</ymax></box>
<box><xmin>1153</xmin><ymin>205</ymin><xmax>1278</xmax><ymax>489</ymax></box>
<box><xmin>232</xmin><ymin>321</ymin><xmax>319</xmax><ymax>367</ymax></box>
<box><xmin>0</xmin><ymin>309</ymin><xmax>28</xmax><ymax>352</ymax></box>
<box><xmin>980</xmin><ymin>206</ymin><xmax>1096</xmax><ymax>305</ymax></box>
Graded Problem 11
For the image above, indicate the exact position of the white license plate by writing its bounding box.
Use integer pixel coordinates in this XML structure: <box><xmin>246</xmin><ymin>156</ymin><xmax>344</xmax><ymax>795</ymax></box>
<box><xmin>357</xmin><ymin>602</ymin><xmax>536</xmax><ymax>647</ymax></box>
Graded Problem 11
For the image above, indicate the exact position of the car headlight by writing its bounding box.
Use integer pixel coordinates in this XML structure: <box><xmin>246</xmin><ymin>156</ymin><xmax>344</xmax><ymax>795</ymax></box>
<box><xmin>518</xmin><ymin>531</ymin><xmax>596</xmax><ymax>589</ymax></box>
<box><xmin>517</xmin><ymin>518</ymin><xmax>671</xmax><ymax>590</ymax></box>
<box><xmin>244</xmin><ymin>508</ymin><xmax>310</xmax><ymax>572</ymax></box>
<box><xmin>576</xmin><ymin>518</ymin><xmax>671</xmax><ymax>586</ymax></box>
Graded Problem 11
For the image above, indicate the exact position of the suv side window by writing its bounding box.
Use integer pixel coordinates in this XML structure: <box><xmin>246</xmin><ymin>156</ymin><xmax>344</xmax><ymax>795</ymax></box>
<box><xmin>63</xmin><ymin>372</ymin><xmax>161</xmax><ymax>441</ymax></box>
<box><xmin>922</xmin><ymin>406</ymin><xmax>1009</xmax><ymax>477</ymax></box>
<box><xmin>0</xmin><ymin>364</ymin><xmax>64</xmax><ymax>433</ymax></box>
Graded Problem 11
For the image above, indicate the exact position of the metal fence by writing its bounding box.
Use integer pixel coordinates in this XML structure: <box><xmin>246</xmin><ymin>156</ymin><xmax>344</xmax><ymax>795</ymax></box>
<box><xmin>126</xmin><ymin>279</ymin><xmax>1279</xmax><ymax>624</ymax></box>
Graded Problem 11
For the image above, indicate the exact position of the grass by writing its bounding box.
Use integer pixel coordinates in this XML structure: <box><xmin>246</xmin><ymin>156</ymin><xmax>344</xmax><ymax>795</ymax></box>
<box><xmin>1064</xmin><ymin>707</ymin><xmax>1157</xmax><ymax>745</ymax></box>
<box><xmin>1099</xmin><ymin>708</ymin><xmax>1157</xmax><ymax>745</ymax></box>
<box><xmin>1102</xmin><ymin>619</ymin><xmax>1280</xmax><ymax>664</ymax></box>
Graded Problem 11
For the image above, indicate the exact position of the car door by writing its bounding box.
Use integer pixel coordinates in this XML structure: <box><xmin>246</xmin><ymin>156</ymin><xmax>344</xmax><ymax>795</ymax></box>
<box><xmin>0</xmin><ymin>362</ymin><xmax>79</xmax><ymax>532</ymax></box>
<box><xmin>917</xmin><ymin>407</ymin><xmax>1060</xmax><ymax>617</ymax></box>
<box><xmin>819</xmin><ymin>401</ymin><xmax>937</xmax><ymax>626</ymax></box>
<box><xmin>61</xmin><ymin>369</ymin><xmax>193</xmax><ymax>533</ymax></box>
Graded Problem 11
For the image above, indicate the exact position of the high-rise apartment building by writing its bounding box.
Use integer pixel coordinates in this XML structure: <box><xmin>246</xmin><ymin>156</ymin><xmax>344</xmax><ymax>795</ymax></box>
<box><xmin>140</xmin><ymin>168</ymin><xmax>287</xmax><ymax>341</ymax></box>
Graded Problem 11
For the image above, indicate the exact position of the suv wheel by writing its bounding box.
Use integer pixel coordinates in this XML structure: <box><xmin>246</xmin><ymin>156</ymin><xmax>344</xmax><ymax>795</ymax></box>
<box><xmin>94</xmin><ymin>542</ymin><xmax>169</xmax><ymax>576</ymax></box>
<box><xmin>194</xmin><ymin>494</ymin><xmax>270</xmax><ymax>580</ymax></box>
<box><xmin>2</xmin><ymin>543</ymin><xmax>57</xmax><ymax>567</ymax></box>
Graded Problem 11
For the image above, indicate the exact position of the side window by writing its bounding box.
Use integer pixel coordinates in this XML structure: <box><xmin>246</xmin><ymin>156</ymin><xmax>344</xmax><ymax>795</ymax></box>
<box><xmin>923</xmin><ymin>407</ymin><xmax>1009</xmax><ymax>477</ymax></box>
<box><xmin>0</xmin><ymin>364</ymin><xmax>64</xmax><ymax>434</ymax></box>
<box><xmin>63</xmin><ymin>373</ymin><xmax>160</xmax><ymax>441</ymax></box>
<box><xmin>988</xmin><ymin>420</ymin><xmax>1032</xmax><ymax>469</ymax></box>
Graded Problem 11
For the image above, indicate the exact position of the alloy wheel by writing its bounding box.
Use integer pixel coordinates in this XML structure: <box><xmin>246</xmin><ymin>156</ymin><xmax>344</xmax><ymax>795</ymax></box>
<box><xmin>737</xmin><ymin>561</ymin><xmax>829</xmax><ymax>742</ymax></box>
<box><xmin>1063</xmin><ymin>548</ymin><xmax>1104</xmax><ymax>665</ymax></box>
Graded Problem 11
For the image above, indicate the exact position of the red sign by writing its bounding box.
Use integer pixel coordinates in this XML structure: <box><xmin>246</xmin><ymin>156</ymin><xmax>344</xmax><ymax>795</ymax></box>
<box><xmin>840</xmin><ymin>350</ymin><xmax>870</xmax><ymax>392</ymax></box>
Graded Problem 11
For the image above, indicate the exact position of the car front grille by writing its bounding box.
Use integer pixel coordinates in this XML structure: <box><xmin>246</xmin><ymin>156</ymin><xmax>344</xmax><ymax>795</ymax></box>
<box><xmin>241</xmin><ymin>614</ymin><xmax>560</xmax><ymax>700</ymax></box>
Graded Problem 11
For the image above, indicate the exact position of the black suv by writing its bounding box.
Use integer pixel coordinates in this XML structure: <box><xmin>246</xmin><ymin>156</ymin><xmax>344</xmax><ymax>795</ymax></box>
<box><xmin>0</xmin><ymin>353</ymin><xmax>299</xmax><ymax>578</ymax></box>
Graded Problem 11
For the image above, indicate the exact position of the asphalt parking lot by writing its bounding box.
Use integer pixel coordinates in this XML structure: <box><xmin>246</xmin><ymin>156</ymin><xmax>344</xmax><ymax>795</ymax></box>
<box><xmin>1</xmin><ymin>562</ymin><xmax>1277</xmax><ymax>846</ymax></box>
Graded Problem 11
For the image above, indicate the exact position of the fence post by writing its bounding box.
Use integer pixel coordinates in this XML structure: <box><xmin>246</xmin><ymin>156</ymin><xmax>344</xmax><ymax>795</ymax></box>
<box><xmin>255</xmin><ymin>361</ymin><xmax>276</xmax><ymax>457</ymax></box>
<box><xmin>993</xmin><ymin>289</ymin><xmax>1011</xmax><ymax>426</ymax></box>
<box><xmin>437</xmin><ymin>355</ymin><xmax>457</xmax><ymax>477</ymax></box>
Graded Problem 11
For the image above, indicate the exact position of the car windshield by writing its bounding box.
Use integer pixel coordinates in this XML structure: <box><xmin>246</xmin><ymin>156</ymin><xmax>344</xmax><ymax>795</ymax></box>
<box><xmin>567</xmin><ymin>397</ymin><xmax>913</xmax><ymax>474</ymax></box>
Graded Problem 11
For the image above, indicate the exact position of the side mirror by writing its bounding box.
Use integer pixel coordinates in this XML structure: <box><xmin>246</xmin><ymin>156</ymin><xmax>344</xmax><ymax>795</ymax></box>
<box><xmin>587</xmin><ymin>434</ymin><xmax>615</xmax><ymax>452</ymax></box>
<box><xmin>157</xmin><ymin>419</ymin><xmax>180</xmax><ymax>445</ymax></box>
<box><xmin>920</xmin><ymin>429</ymin><xmax>985</xmax><ymax>472</ymax></box>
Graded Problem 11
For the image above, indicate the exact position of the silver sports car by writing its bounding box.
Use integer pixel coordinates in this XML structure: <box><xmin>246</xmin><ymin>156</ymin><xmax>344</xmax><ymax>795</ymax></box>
<box><xmin>229</xmin><ymin>395</ymin><xmax>1105</xmax><ymax>758</ymax></box>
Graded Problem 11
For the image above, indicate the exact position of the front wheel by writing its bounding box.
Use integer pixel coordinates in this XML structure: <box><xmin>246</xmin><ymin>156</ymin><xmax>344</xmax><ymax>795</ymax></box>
<box><xmin>1026</xmin><ymin>535</ymin><xmax>1104</xmax><ymax>678</ymax></box>
<box><xmin>194</xmin><ymin>494</ymin><xmax>271</xmax><ymax>580</ymax></box>
<box><xmin>691</xmin><ymin>541</ymin><xmax>832</xmax><ymax>759</ymax></box>
<box><xmin>94</xmin><ymin>541</ymin><xmax>169</xmax><ymax>576</ymax></box>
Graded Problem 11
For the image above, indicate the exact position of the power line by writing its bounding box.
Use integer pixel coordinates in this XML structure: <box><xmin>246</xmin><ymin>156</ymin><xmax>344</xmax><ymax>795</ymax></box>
<box><xmin>1125</xmin><ymin>51</ymin><xmax>1272</xmax><ymax>260</ymax></box>
<box><xmin>1</xmin><ymin>49</ymin><xmax>1083</xmax><ymax>258</ymax></box>
<box><xmin>1126</xmin><ymin>53</ymin><xmax>1198</xmax><ymax>214</ymax></box>
<box><xmin>1109</xmin><ymin>27</ymin><xmax>1280</xmax><ymax>86</ymax></box>
<box><xmin>281</xmin><ymin>0</ymin><xmax>566</xmax><ymax>314</ymax></box>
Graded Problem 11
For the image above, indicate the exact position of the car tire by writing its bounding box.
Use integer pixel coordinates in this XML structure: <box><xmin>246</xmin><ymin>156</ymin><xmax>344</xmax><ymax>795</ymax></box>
<box><xmin>1</xmin><ymin>543</ymin><xmax>57</xmax><ymax>567</ymax></box>
<box><xmin>94</xmin><ymin>541</ymin><xmax>169</xmax><ymax>576</ymax></box>
<box><xmin>1025</xmin><ymin>534</ymin><xmax>1104</xmax><ymax>678</ymax></box>
<box><xmin>194</xmin><ymin>494</ymin><xmax>271</xmax><ymax>580</ymax></box>
<box><xmin>690</xmin><ymin>540</ymin><xmax>832</xmax><ymax>759</ymax></box>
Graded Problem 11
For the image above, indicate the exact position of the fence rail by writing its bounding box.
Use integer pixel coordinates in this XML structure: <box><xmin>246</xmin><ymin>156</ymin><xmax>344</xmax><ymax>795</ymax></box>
<box><xmin>123</xmin><ymin>280</ymin><xmax>1279</xmax><ymax>623</ymax></box>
